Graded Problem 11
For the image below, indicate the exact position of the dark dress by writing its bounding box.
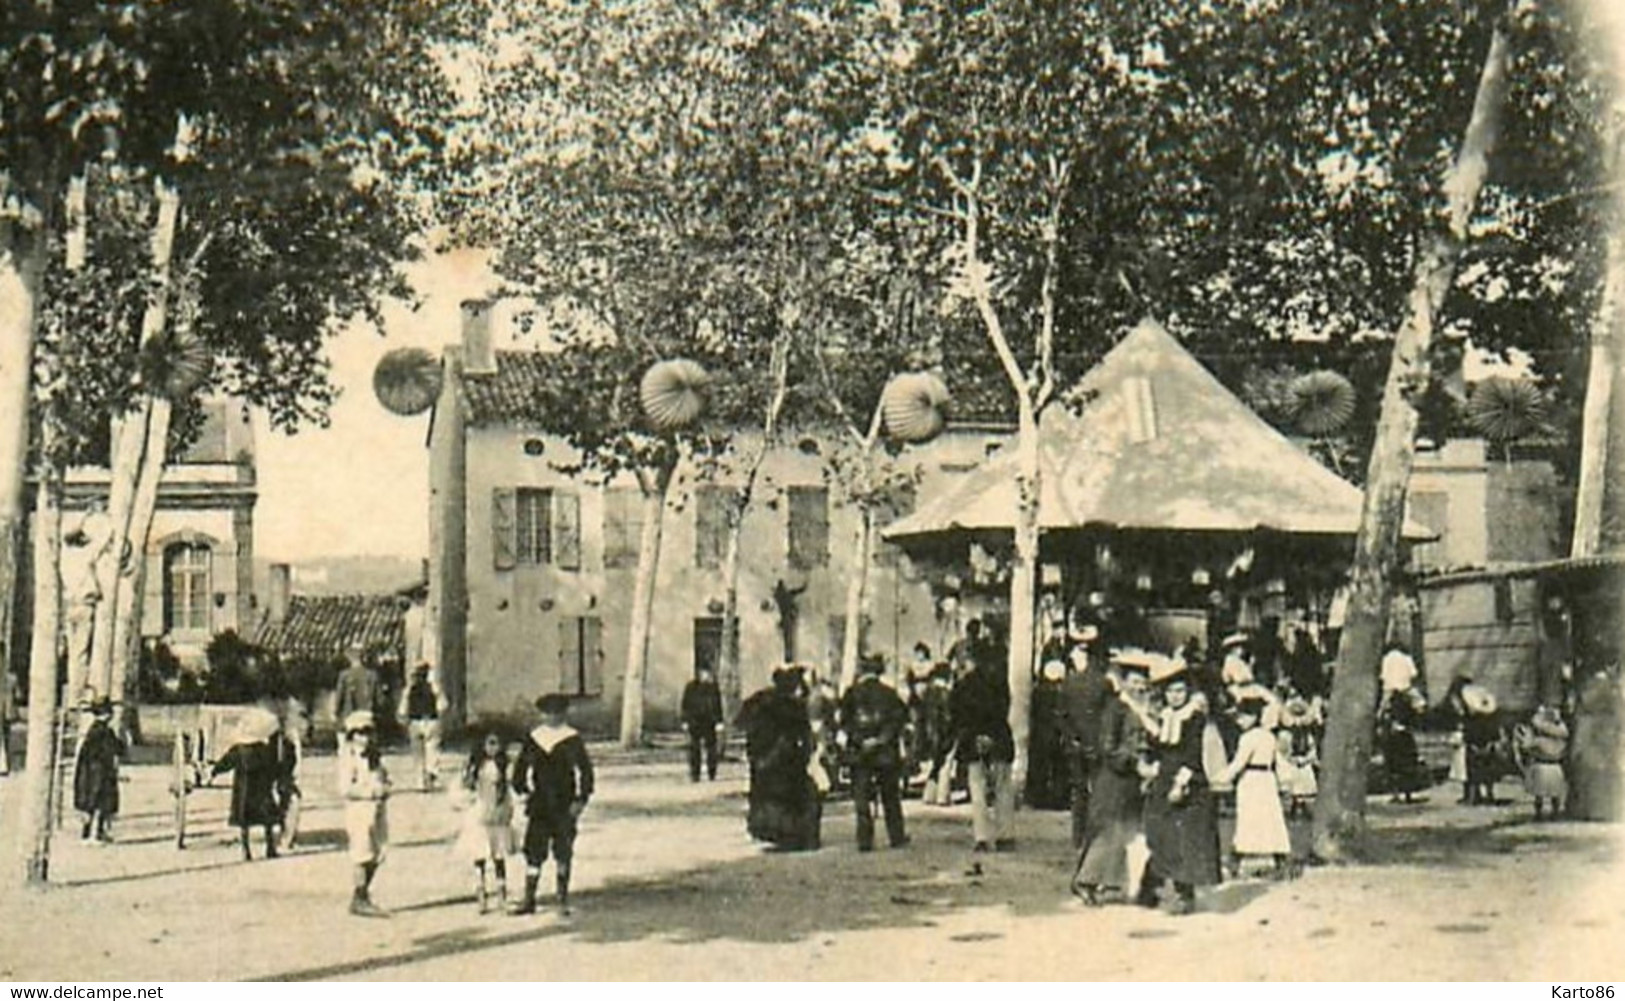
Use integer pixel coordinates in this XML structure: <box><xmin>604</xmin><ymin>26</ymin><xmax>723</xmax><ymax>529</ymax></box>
<box><xmin>213</xmin><ymin>741</ymin><xmax>281</xmax><ymax>828</ymax></box>
<box><xmin>73</xmin><ymin>719</ymin><xmax>122</xmax><ymax>816</ymax></box>
<box><xmin>1379</xmin><ymin>698</ymin><xmax>1430</xmax><ymax>795</ymax></box>
<box><xmin>1026</xmin><ymin>677</ymin><xmax>1069</xmax><ymax>808</ymax></box>
<box><xmin>737</xmin><ymin>686</ymin><xmax>822</xmax><ymax>850</ymax></box>
<box><xmin>1074</xmin><ymin>695</ymin><xmax>1150</xmax><ymax>891</ymax></box>
<box><xmin>1143</xmin><ymin>705</ymin><xmax>1223</xmax><ymax>888</ymax></box>
<box><xmin>1567</xmin><ymin>672</ymin><xmax>1621</xmax><ymax>821</ymax></box>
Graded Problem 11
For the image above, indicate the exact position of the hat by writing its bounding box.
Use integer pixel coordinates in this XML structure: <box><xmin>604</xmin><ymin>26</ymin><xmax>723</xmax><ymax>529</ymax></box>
<box><xmin>535</xmin><ymin>693</ymin><xmax>571</xmax><ymax>715</ymax></box>
<box><xmin>235</xmin><ymin>708</ymin><xmax>280</xmax><ymax>744</ymax></box>
<box><xmin>1235</xmin><ymin>695</ymin><xmax>1269</xmax><ymax>717</ymax></box>
<box><xmin>1069</xmin><ymin>624</ymin><xmax>1100</xmax><ymax>643</ymax></box>
<box><xmin>1460</xmin><ymin>683</ymin><xmax>1497</xmax><ymax>716</ymax></box>
<box><xmin>89</xmin><ymin>697</ymin><xmax>114</xmax><ymax>718</ymax></box>
<box><xmin>342</xmin><ymin>710</ymin><xmax>376</xmax><ymax>734</ymax></box>
<box><xmin>1221</xmin><ymin>632</ymin><xmax>1249</xmax><ymax>649</ymax></box>
<box><xmin>1281</xmin><ymin>696</ymin><xmax>1315</xmax><ymax>726</ymax></box>
<box><xmin>1110</xmin><ymin>648</ymin><xmax>1156</xmax><ymax>674</ymax></box>
<box><xmin>413</xmin><ymin>662</ymin><xmax>431</xmax><ymax>675</ymax></box>
<box><xmin>858</xmin><ymin>654</ymin><xmax>886</xmax><ymax>676</ymax></box>
<box><xmin>1149</xmin><ymin>655</ymin><xmax>1188</xmax><ymax>686</ymax></box>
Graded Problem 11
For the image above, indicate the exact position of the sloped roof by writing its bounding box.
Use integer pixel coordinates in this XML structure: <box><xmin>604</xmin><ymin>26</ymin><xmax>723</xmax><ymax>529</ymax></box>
<box><xmin>254</xmin><ymin>594</ymin><xmax>407</xmax><ymax>662</ymax></box>
<box><xmin>461</xmin><ymin>350</ymin><xmax>556</xmax><ymax>427</ymax></box>
<box><xmin>885</xmin><ymin>318</ymin><xmax>1434</xmax><ymax>541</ymax></box>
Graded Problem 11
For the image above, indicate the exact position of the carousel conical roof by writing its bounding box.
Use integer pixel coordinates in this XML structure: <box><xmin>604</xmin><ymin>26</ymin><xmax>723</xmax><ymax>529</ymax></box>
<box><xmin>883</xmin><ymin>318</ymin><xmax>1435</xmax><ymax>541</ymax></box>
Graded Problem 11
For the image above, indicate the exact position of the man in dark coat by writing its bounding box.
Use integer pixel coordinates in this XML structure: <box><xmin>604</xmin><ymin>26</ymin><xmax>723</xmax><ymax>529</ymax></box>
<box><xmin>840</xmin><ymin>655</ymin><xmax>910</xmax><ymax>851</ymax></box>
<box><xmin>73</xmin><ymin>698</ymin><xmax>123</xmax><ymax>842</ymax></box>
<box><xmin>681</xmin><ymin>667</ymin><xmax>725</xmax><ymax>782</ymax></box>
<box><xmin>511</xmin><ymin>693</ymin><xmax>595</xmax><ymax>916</ymax></box>
<box><xmin>949</xmin><ymin>648</ymin><xmax>1016</xmax><ymax>852</ymax></box>
<box><xmin>1058</xmin><ymin>632</ymin><xmax>1113</xmax><ymax>849</ymax></box>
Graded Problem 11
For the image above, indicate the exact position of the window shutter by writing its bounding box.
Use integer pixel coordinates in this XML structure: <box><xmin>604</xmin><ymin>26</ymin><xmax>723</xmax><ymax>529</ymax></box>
<box><xmin>695</xmin><ymin>487</ymin><xmax>728</xmax><ymax>569</ymax></box>
<box><xmin>605</xmin><ymin>488</ymin><xmax>643</xmax><ymax>569</ymax></box>
<box><xmin>788</xmin><ymin>486</ymin><xmax>829</xmax><ymax>569</ymax></box>
<box><xmin>554</xmin><ymin>490</ymin><xmax>581</xmax><ymax>570</ymax></box>
<box><xmin>558</xmin><ymin>617</ymin><xmax>580</xmax><ymax>693</ymax></box>
<box><xmin>582</xmin><ymin>616</ymin><xmax>604</xmax><ymax>695</ymax></box>
<box><xmin>492</xmin><ymin>487</ymin><xmax>517</xmax><ymax>570</ymax></box>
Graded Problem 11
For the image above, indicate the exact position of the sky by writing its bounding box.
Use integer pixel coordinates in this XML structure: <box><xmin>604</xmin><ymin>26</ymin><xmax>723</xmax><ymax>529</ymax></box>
<box><xmin>253</xmin><ymin>247</ymin><xmax>497</xmax><ymax>561</ymax></box>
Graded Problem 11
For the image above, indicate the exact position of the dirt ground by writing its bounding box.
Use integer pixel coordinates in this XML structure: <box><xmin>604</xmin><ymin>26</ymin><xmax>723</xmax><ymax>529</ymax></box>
<box><xmin>1</xmin><ymin>745</ymin><xmax>1621</xmax><ymax>982</ymax></box>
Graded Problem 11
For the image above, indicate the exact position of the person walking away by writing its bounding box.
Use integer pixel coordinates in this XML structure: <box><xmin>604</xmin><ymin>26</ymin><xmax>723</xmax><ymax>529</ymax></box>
<box><xmin>919</xmin><ymin>664</ymin><xmax>957</xmax><ymax>805</ymax></box>
<box><xmin>1379</xmin><ymin>640</ymin><xmax>1420</xmax><ymax>717</ymax></box>
<box><xmin>1059</xmin><ymin>630</ymin><xmax>1112</xmax><ymax>850</ymax></box>
<box><xmin>212</xmin><ymin>711</ymin><xmax>282</xmax><ymax>860</ymax></box>
<box><xmin>1072</xmin><ymin>652</ymin><xmax>1156</xmax><ymax>905</ymax></box>
<box><xmin>334</xmin><ymin>647</ymin><xmax>385</xmax><ymax>748</ymax></box>
<box><xmin>456</xmin><ymin>728</ymin><xmax>515</xmax><ymax>913</ymax></box>
<box><xmin>1139</xmin><ymin>657</ymin><xmax>1222</xmax><ymax>915</ymax></box>
<box><xmin>1565</xmin><ymin>669</ymin><xmax>1620</xmax><ymax>821</ymax></box>
<box><xmin>1515</xmin><ymin>703</ymin><xmax>1569</xmax><ymax>821</ymax></box>
<box><xmin>1216</xmin><ymin>696</ymin><xmax>1291</xmax><ymax>879</ymax></box>
<box><xmin>73</xmin><ymin>698</ymin><xmax>123</xmax><ymax>843</ymax></box>
<box><xmin>681</xmin><ymin>667</ymin><xmax>724</xmax><ymax>782</ymax></box>
<box><xmin>338</xmin><ymin>711</ymin><xmax>391</xmax><ymax>917</ymax></box>
<box><xmin>840</xmin><ymin>654</ymin><xmax>910</xmax><ymax>851</ymax></box>
<box><xmin>403</xmin><ymin>663</ymin><xmax>441</xmax><ymax>790</ymax></box>
<box><xmin>1379</xmin><ymin>689</ymin><xmax>1430</xmax><ymax>804</ymax></box>
<box><xmin>511</xmin><ymin>694</ymin><xmax>594</xmax><ymax>916</ymax></box>
<box><xmin>949</xmin><ymin>646</ymin><xmax>1016</xmax><ymax>853</ymax></box>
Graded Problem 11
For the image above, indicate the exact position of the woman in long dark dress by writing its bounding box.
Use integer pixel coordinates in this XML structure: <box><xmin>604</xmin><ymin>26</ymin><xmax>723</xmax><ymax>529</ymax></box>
<box><xmin>73</xmin><ymin>699</ymin><xmax>123</xmax><ymax>842</ymax></box>
<box><xmin>1072</xmin><ymin>657</ymin><xmax>1155</xmax><ymax>905</ymax></box>
<box><xmin>737</xmin><ymin>668</ymin><xmax>822</xmax><ymax>851</ymax></box>
<box><xmin>213</xmin><ymin>717</ymin><xmax>283</xmax><ymax>860</ymax></box>
<box><xmin>1139</xmin><ymin>658</ymin><xmax>1222</xmax><ymax>915</ymax></box>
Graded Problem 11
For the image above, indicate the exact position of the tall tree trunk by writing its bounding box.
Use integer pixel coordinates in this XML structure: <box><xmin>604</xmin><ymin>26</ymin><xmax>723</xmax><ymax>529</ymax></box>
<box><xmin>1006</xmin><ymin>401</ymin><xmax>1040</xmax><ymax>794</ymax></box>
<box><xmin>90</xmin><ymin>164</ymin><xmax>182</xmax><ymax>699</ymax></box>
<box><xmin>620</xmin><ymin>456</ymin><xmax>675</xmax><ymax>747</ymax></box>
<box><xmin>838</xmin><ymin>405</ymin><xmax>885</xmax><ymax>692</ymax></box>
<box><xmin>110</xmin><ymin>396</ymin><xmax>171</xmax><ymax>726</ymax></box>
<box><xmin>20</xmin><ymin>462</ymin><xmax>64</xmax><ymax>885</ymax></box>
<box><xmin>717</xmin><ymin>330</ymin><xmax>791</xmax><ymax>715</ymax></box>
<box><xmin>1313</xmin><ymin>22</ymin><xmax>1512</xmax><ymax>861</ymax></box>
<box><xmin>0</xmin><ymin>209</ymin><xmax>49</xmax><ymax>716</ymax></box>
<box><xmin>1571</xmin><ymin>124</ymin><xmax>1624</xmax><ymax>556</ymax></box>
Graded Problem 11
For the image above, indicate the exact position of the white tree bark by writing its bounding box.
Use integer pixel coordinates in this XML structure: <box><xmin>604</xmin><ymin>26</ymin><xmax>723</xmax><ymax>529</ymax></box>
<box><xmin>1571</xmin><ymin>120</ymin><xmax>1624</xmax><ymax>557</ymax></box>
<box><xmin>620</xmin><ymin>458</ymin><xmax>674</xmax><ymax>747</ymax></box>
<box><xmin>19</xmin><ymin>464</ymin><xmax>64</xmax><ymax>885</ymax></box>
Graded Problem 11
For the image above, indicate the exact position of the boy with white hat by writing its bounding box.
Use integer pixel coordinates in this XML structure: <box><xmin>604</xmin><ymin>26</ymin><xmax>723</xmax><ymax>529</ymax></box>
<box><xmin>339</xmin><ymin>710</ymin><xmax>391</xmax><ymax>917</ymax></box>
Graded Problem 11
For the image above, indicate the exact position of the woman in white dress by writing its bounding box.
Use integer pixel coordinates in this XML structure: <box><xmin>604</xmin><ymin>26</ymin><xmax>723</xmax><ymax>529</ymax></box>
<box><xmin>1217</xmin><ymin>696</ymin><xmax>1292</xmax><ymax>878</ymax></box>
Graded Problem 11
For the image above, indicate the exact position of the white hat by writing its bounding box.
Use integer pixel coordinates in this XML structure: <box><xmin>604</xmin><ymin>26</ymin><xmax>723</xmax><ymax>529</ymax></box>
<box><xmin>1149</xmin><ymin>655</ymin><xmax>1189</xmax><ymax>686</ymax></box>
<box><xmin>1221</xmin><ymin>632</ymin><xmax>1249</xmax><ymax>649</ymax></box>
<box><xmin>1110</xmin><ymin>648</ymin><xmax>1156</xmax><ymax>672</ymax></box>
<box><xmin>1460</xmin><ymin>683</ymin><xmax>1497</xmax><ymax>716</ymax></box>
<box><xmin>343</xmin><ymin>710</ymin><xmax>376</xmax><ymax>734</ymax></box>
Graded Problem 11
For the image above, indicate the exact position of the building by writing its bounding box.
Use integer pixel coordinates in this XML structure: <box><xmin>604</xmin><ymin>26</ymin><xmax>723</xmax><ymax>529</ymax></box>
<box><xmin>425</xmin><ymin>302</ymin><xmax>993</xmax><ymax>734</ymax></box>
<box><xmin>1406</xmin><ymin>437</ymin><xmax>1563</xmax><ymax>572</ymax></box>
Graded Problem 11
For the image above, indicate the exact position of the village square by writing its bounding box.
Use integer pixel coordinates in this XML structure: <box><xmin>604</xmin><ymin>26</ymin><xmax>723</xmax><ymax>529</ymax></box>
<box><xmin>3</xmin><ymin>0</ymin><xmax>1625</xmax><ymax>984</ymax></box>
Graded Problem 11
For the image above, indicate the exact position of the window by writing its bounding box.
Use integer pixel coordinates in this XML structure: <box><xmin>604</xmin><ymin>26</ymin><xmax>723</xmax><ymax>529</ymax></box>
<box><xmin>604</xmin><ymin>488</ymin><xmax>643</xmax><ymax>569</ymax></box>
<box><xmin>694</xmin><ymin>486</ymin><xmax>729</xmax><ymax>569</ymax></box>
<box><xmin>164</xmin><ymin>542</ymin><xmax>212</xmax><ymax>633</ymax></box>
<box><xmin>787</xmin><ymin>486</ymin><xmax>829</xmax><ymax>570</ymax></box>
<box><xmin>693</xmin><ymin>617</ymin><xmax>730</xmax><ymax>680</ymax></box>
<box><xmin>495</xmin><ymin>487</ymin><xmax>580</xmax><ymax>570</ymax></box>
<box><xmin>557</xmin><ymin>616</ymin><xmax>604</xmax><ymax>696</ymax></box>
<box><xmin>515</xmin><ymin>488</ymin><xmax>553</xmax><ymax>565</ymax></box>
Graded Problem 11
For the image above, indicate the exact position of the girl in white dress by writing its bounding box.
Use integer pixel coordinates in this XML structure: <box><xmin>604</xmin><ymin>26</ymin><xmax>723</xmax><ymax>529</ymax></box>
<box><xmin>454</xmin><ymin>730</ymin><xmax>515</xmax><ymax>913</ymax></box>
<box><xmin>1218</xmin><ymin>697</ymin><xmax>1292</xmax><ymax>877</ymax></box>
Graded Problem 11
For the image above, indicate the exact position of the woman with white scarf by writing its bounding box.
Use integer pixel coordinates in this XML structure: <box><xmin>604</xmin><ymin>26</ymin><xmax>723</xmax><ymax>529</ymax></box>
<box><xmin>1137</xmin><ymin>656</ymin><xmax>1223</xmax><ymax>915</ymax></box>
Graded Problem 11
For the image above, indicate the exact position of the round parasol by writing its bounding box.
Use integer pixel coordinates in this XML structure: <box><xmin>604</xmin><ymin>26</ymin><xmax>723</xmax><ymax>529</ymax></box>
<box><xmin>1466</xmin><ymin>377</ymin><xmax>1546</xmax><ymax>447</ymax></box>
<box><xmin>139</xmin><ymin>329</ymin><xmax>213</xmax><ymax>399</ymax></box>
<box><xmin>1288</xmin><ymin>370</ymin><xmax>1356</xmax><ymax>436</ymax></box>
<box><xmin>880</xmin><ymin>371</ymin><xmax>951</xmax><ymax>443</ymax></box>
<box><xmin>639</xmin><ymin>358</ymin><xmax>710</xmax><ymax>432</ymax></box>
<box><xmin>373</xmin><ymin>347</ymin><xmax>444</xmax><ymax>416</ymax></box>
<box><xmin>1460</xmin><ymin>682</ymin><xmax>1498</xmax><ymax>716</ymax></box>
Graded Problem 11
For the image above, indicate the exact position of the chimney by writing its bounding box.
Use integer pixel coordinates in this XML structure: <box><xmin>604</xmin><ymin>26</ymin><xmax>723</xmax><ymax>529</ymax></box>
<box><xmin>267</xmin><ymin>563</ymin><xmax>291</xmax><ymax>625</ymax></box>
<box><xmin>461</xmin><ymin>298</ymin><xmax>495</xmax><ymax>374</ymax></box>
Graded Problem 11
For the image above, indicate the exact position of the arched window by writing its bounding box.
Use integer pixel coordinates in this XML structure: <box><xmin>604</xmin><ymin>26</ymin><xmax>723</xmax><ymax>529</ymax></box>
<box><xmin>164</xmin><ymin>542</ymin><xmax>212</xmax><ymax>633</ymax></box>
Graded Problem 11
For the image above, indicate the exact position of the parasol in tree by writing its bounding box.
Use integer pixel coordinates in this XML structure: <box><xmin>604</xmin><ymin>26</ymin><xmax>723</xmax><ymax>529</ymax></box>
<box><xmin>139</xmin><ymin>328</ymin><xmax>213</xmax><ymax>399</ymax></box>
<box><xmin>639</xmin><ymin>358</ymin><xmax>710</xmax><ymax>431</ymax></box>
<box><xmin>1286</xmin><ymin>370</ymin><xmax>1356</xmax><ymax>436</ymax></box>
<box><xmin>880</xmin><ymin>371</ymin><xmax>952</xmax><ymax>443</ymax></box>
<box><xmin>372</xmin><ymin>347</ymin><xmax>444</xmax><ymax>416</ymax></box>
<box><xmin>1465</xmin><ymin>376</ymin><xmax>1546</xmax><ymax>450</ymax></box>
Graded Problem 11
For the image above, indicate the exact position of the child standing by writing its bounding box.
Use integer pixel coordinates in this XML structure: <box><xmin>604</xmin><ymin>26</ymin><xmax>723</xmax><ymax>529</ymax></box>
<box><xmin>511</xmin><ymin>694</ymin><xmax>594</xmax><ymax>917</ymax></box>
<box><xmin>1217</xmin><ymin>696</ymin><xmax>1292</xmax><ymax>878</ymax></box>
<box><xmin>455</xmin><ymin>729</ymin><xmax>515</xmax><ymax>913</ymax></box>
<box><xmin>338</xmin><ymin>710</ymin><xmax>391</xmax><ymax>917</ymax></box>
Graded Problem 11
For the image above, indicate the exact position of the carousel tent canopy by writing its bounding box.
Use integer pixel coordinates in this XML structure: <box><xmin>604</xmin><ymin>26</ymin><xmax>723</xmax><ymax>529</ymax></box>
<box><xmin>883</xmin><ymin>318</ymin><xmax>1435</xmax><ymax>541</ymax></box>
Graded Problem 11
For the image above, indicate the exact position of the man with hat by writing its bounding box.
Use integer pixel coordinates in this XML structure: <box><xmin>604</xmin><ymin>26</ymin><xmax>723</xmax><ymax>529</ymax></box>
<box><xmin>1057</xmin><ymin>625</ymin><xmax>1112</xmax><ymax>850</ymax></box>
<box><xmin>840</xmin><ymin>653</ymin><xmax>910</xmax><ymax>851</ymax></box>
<box><xmin>402</xmin><ymin>662</ymin><xmax>442</xmax><ymax>790</ymax></box>
<box><xmin>511</xmin><ymin>693</ymin><xmax>594</xmax><ymax>916</ymax></box>
<box><xmin>680</xmin><ymin>666</ymin><xmax>725</xmax><ymax>783</ymax></box>
<box><xmin>949</xmin><ymin>641</ymin><xmax>1017</xmax><ymax>852</ymax></box>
